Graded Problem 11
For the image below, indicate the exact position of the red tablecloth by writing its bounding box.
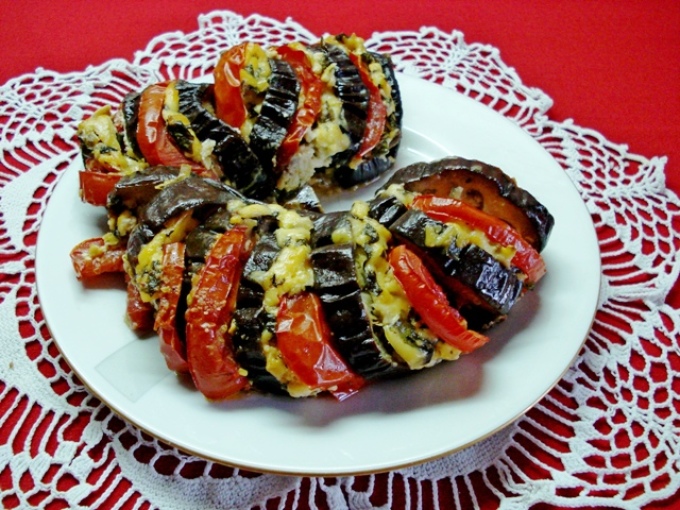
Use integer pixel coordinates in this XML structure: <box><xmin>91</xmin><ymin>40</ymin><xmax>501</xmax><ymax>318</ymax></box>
<box><xmin>1</xmin><ymin>2</ymin><xmax>678</xmax><ymax>509</ymax></box>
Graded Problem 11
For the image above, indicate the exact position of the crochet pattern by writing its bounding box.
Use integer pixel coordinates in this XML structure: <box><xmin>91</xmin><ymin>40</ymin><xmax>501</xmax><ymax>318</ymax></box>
<box><xmin>0</xmin><ymin>10</ymin><xmax>678</xmax><ymax>509</ymax></box>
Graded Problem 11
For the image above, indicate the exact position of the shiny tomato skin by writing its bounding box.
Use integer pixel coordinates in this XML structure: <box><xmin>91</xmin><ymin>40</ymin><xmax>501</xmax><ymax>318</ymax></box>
<box><xmin>348</xmin><ymin>52</ymin><xmax>387</xmax><ymax>160</ymax></box>
<box><xmin>184</xmin><ymin>226</ymin><xmax>251</xmax><ymax>400</ymax></box>
<box><xmin>154</xmin><ymin>242</ymin><xmax>189</xmax><ymax>373</ymax></box>
<box><xmin>389</xmin><ymin>244</ymin><xmax>489</xmax><ymax>354</ymax></box>
<box><xmin>276</xmin><ymin>291</ymin><xmax>365</xmax><ymax>400</ymax></box>
<box><xmin>136</xmin><ymin>82</ymin><xmax>204</xmax><ymax>170</ymax></box>
<box><xmin>70</xmin><ymin>237</ymin><xmax>125</xmax><ymax>280</ymax></box>
<box><xmin>274</xmin><ymin>45</ymin><xmax>324</xmax><ymax>170</ymax></box>
<box><xmin>213</xmin><ymin>43</ymin><xmax>248</xmax><ymax>128</ymax></box>
<box><xmin>79</xmin><ymin>170</ymin><xmax>122</xmax><ymax>206</ymax></box>
<box><xmin>412</xmin><ymin>195</ymin><xmax>547</xmax><ymax>285</ymax></box>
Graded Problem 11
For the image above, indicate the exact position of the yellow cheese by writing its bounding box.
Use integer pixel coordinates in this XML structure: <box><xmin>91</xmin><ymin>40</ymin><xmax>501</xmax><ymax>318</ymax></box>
<box><xmin>76</xmin><ymin>106</ymin><xmax>147</xmax><ymax>174</ymax></box>
<box><xmin>134</xmin><ymin>211</ymin><xmax>197</xmax><ymax>302</ymax></box>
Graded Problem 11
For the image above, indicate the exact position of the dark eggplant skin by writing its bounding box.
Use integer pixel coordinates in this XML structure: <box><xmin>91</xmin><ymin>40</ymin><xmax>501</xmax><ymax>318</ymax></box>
<box><xmin>389</xmin><ymin>208</ymin><xmax>523</xmax><ymax>329</ymax></box>
<box><xmin>138</xmin><ymin>174</ymin><xmax>242</xmax><ymax>231</ymax></box>
<box><xmin>333</xmin><ymin>52</ymin><xmax>403</xmax><ymax>189</ymax></box>
<box><xmin>310</xmin><ymin>243</ymin><xmax>407</xmax><ymax>380</ymax></box>
<box><xmin>107</xmin><ymin>166</ymin><xmax>180</xmax><ymax>216</ymax></box>
<box><xmin>444</xmin><ymin>243</ymin><xmax>523</xmax><ymax>316</ymax></box>
<box><xmin>279</xmin><ymin>185</ymin><xmax>324</xmax><ymax>214</ymax></box>
<box><xmin>232</xmin><ymin>230</ymin><xmax>287</xmax><ymax>395</ymax></box>
<box><xmin>367</xmin><ymin>194</ymin><xmax>408</xmax><ymax>228</ymax></box>
<box><xmin>383</xmin><ymin>156</ymin><xmax>555</xmax><ymax>252</ymax></box>
<box><xmin>231</xmin><ymin>306</ymin><xmax>286</xmax><ymax>395</ymax></box>
<box><xmin>311</xmin><ymin>41</ymin><xmax>369</xmax><ymax>167</ymax></box>
<box><xmin>310</xmin><ymin>211</ymin><xmax>351</xmax><ymax>248</ymax></box>
<box><xmin>121</xmin><ymin>91</ymin><xmax>142</xmax><ymax>158</ymax></box>
<box><xmin>125</xmin><ymin>222</ymin><xmax>154</xmax><ymax>270</ymax></box>
<box><xmin>248</xmin><ymin>59</ymin><xmax>300</xmax><ymax>178</ymax></box>
<box><xmin>174</xmin><ymin>80</ymin><xmax>268</xmax><ymax>199</ymax></box>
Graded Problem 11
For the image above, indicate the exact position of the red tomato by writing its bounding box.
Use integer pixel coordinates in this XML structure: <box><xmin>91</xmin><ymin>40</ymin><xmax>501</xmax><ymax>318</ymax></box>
<box><xmin>184</xmin><ymin>226</ymin><xmax>251</xmax><ymax>400</ymax></box>
<box><xmin>136</xmin><ymin>82</ymin><xmax>205</xmax><ymax>171</ymax></box>
<box><xmin>412</xmin><ymin>195</ymin><xmax>547</xmax><ymax>285</ymax></box>
<box><xmin>125</xmin><ymin>272</ymin><xmax>155</xmax><ymax>333</ymax></box>
<box><xmin>389</xmin><ymin>244</ymin><xmax>489</xmax><ymax>354</ymax></box>
<box><xmin>274</xmin><ymin>45</ymin><xmax>323</xmax><ymax>170</ymax></box>
<box><xmin>276</xmin><ymin>291</ymin><xmax>365</xmax><ymax>400</ymax></box>
<box><xmin>154</xmin><ymin>242</ymin><xmax>189</xmax><ymax>373</ymax></box>
<box><xmin>79</xmin><ymin>170</ymin><xmax>122</xmax><ymax>206</ymax></box>
<box><xmin>349</xmin><ymin>52</ymin><xmax>387</xmax><ymax>160</ymax></box>
<box><xmin>213</xmin><ymin>43</ymin><xmax>248</xmax><ymax>128</ymax></box>
<box><xmin>70</xmin><ymin>237</ymin><xmax>125</xmax><ymax>280</ymax></box>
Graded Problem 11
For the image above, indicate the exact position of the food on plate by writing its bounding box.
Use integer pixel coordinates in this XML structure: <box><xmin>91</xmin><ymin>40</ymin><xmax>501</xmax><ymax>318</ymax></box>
<box><xmin>69</xmin><ymin>34</ymin><xmax>554</xmax><ymax>402</ymax></box>
<box><xmin>76</xmin><ymin>34</ymin><xmax>403</xmax><ymax>205</ymax></box>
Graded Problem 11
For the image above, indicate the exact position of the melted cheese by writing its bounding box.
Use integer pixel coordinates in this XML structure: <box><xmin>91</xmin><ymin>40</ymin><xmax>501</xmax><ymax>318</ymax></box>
<box><xmin>246</xmin><ymin>208</ymin><xmax>315</xmax><ymax>314</ymax></box>
<box><xmin>135</xmin><ymin>211</ymin><xmax>197</xmax><ymax>302</ymax></box>
<box><xmin>76</xmin><ymin>106</ymin><xmax>147</xmax><ymax>174</ymax></box>
<box><xmin>423</xmin><ymin>221</ymin><xmax>516</xmax><ymax>268</ymax></box>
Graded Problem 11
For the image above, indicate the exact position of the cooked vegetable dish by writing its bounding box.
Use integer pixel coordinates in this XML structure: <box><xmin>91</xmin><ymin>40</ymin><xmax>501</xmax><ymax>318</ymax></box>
<box><xmin>70</xmin><ymin>35</ymin><xmax>554</xmax><ymax>401</ymax></box>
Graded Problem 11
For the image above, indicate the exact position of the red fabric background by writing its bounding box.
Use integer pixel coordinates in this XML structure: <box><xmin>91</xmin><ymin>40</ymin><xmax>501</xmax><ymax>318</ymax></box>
<box><xmin>1</xmin><ymin>2</ymin><xmax>678</xmax><ymax>508</ymax></box>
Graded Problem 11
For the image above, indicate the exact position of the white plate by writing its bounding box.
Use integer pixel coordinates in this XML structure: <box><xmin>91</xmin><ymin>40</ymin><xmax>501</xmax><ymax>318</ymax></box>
<box><xmin>36</xmin><ymin>74</ymin><xmax>600</xmax><ymax>476</ymax></box>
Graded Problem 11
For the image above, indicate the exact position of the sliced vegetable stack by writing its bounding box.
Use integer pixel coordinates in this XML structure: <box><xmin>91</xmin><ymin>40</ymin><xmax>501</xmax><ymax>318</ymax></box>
<box><xmin>76</xmin><ymin>34</ymin><xmax>403</xmax><ymax>206</ymax></box>
<box><xmin>70</xmin><ymin>153</ymin><xmax>554</xmax><ymax>401</ymax></box>
<box><xmin>69</xmin><ymin>31</ymin><xmax>554</xmax><ymax>403</ymax></box>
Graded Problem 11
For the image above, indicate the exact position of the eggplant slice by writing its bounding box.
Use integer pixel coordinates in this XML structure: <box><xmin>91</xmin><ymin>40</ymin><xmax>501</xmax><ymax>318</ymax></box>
<box><xmin>333</xmin><ymin>52</ymin><xmax>404</xmax><ymax>188</ymax></box>
<box><xmin>311</xmin><ymin>243</ymin><xmax>408</xmax><ymax>379</ymax></box>
<box><xmin>311</xmin><ymin>41</ymin><xmax>369</xmax><ymax>169</ymax></box>
<box><xmin>248</xmin><ymin>59</ymin><xmax>300</xmax><ymax>178</ymax></box>
<box><xmin>383</xmin><ymin>156</ymin><xmax>555</xmax><ymax>252</ymax></box>
<box><xmin>389</xmin><ymin>208</ymin><xmax>523</xmax><ymax>329</ymax></box>
<box><xmin>174</xmin><ymin>80</ymin><xmax>268</xmax><ymax>199</ymax></box>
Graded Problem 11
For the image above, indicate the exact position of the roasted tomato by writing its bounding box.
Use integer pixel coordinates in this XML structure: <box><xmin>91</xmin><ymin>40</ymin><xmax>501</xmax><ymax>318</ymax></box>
<box><xmin>412</xmin><ymin>195</ymin><xmax>547</xmax><ymax>285</ymax></box>
<box><xmin>213</xmin><ymin>43</ymin><xmax>248</xmax><ymax>128</ymax></box>
<box><xmin>274</xmin><ymin>45</ymin><xmax>323</xmax><ymax>170</ymax></box>
<box><xmin>276</xmin><ymin>291</ymin><xmax>365</xmax><ymax>400</ymax></box>
<box><xmin>184</xmin><ymin>225</ymin><xmax>252</xmax><ymax>400</ymax></box>
<box><xmin>154</xmin><ymin>242</ymin><xmax>189</xmax><ymax>373</ymax></box>
<box><xmin>70</xmin><ymin>237</ymin><xmax>125</xmax><ymax>280</ymax></box>
<box><xmin>125</xmin><ymin>272</ymin><xmax>155</xmax><ymax>332</ymax></box>
<box><xmin>136</xmin><ymin>83</ymin><xmax>205</xmax><ymax>171</ymax></box>
<box><xmin>348</xmin><ymin>52</ymin><xmax>387</xmax><ymax>161</ymax></box>
<box><xmin>79</xmin><ymin>170</ymin><xmax>122</xmax><ymax>207</ymax></box>
<box><xmin>389</xmin><ymin>244</ymin><xmax>489</xmax><ymax>354</ymax></box>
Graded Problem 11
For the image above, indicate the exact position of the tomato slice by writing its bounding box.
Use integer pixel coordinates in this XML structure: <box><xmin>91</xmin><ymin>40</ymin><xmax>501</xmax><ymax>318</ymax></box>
<box><xmin>389</xmin><ymin>244</ymin><xmax>489</xmax><ymax>354</ymax></box>
<box><xmin>136</xmin><ymin>82</ymin><xmax>205</xmax><ymax>171</ymax></box>
<box><xmin>276</xmin><ymin>291</ymin><xmax>365</xmax><ymax>400</ymax></box>
<box><xmin>274</xmin><ymin>45</ymin><xmax>324</xmax><ymax>170</ymax></box>
<box><xmin>70</xmin><ymin>237</ymin><xmax>125</xmax><ymax>280</ymax></box>
<box><xmin>79</xmin><ymin>170</ymin><xmax>122</xmax><ymax>206</ymax></box>
<box><xmin>213</xmin><ymin>43</ymin><xmax>248</xmax><ymax>128</ymax></box>
<box><xmin>125</xmin><ymin>272</ymin><xmax>155</xmax><ymax>332</ymax></box>
<box><xmin>184</xmin><ymin>226</ymin><xmax>251</xmax><ymax>400</ymax></box>
<box><xmin>349</xmin><ymin>52</ymin><xmax>387</xmax><ymax>160</ymax></box>
<box><xmin>412</xmin><ymin>195</ymin><xmax>547</xmax><ymax>285</ymax></box>
<box><xmin>154</xmin><ymin>242</ymin><xmax>189</xmax><ymax>373</ymax></box>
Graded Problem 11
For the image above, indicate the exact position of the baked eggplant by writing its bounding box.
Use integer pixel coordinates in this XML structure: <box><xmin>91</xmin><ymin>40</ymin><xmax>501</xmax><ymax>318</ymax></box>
<box><xmin>71</xmin><ymin>34</ymin><xmax>555</xmax><ymax>402</ymax></box>
<box><xmin>383</xmin><ymin>156</ymin><xmax>555</xmax><ymax>252</ymax></box>
<box><xmin>247</xmin><ymin>59</ymin><xmax>300</xmax><ymax>177</ymax></box>
<box><xmin>232</xmin><ymin>230</ymin><xmax>288</xmax><ymax>395</ymax></box>
<box><xmin>389</xmin><ymin>208</ymin><xmax>523</xmax><ymax>328</ymax></box>
<box><xmin>310</xmin><ymin>39</ymin><xmax>369</xmax><ymax>168</ymax></box>
<box><xmin>332</xmin><ymin>47</ymin><xmax>403</xmax><ymax>188</ymax></box>
<box><xmin>174</xmin><ymin>80</ymin><xmax>268</xmax><ymax>198</ymax></box>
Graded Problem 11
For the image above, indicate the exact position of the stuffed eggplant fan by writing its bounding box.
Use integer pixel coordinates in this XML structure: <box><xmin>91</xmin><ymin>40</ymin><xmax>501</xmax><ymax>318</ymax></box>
<box><xmin>70</xmin><ymin>34</ymin><xmax>555</xmax><ymax>402</ymax></box>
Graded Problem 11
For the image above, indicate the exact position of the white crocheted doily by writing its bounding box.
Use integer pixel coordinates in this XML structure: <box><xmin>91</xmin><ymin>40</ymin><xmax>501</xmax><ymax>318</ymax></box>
<box><xmin>1</xmin><ymin>10</ymin><xmax>678</xmax><ymax>510</ymax></box>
